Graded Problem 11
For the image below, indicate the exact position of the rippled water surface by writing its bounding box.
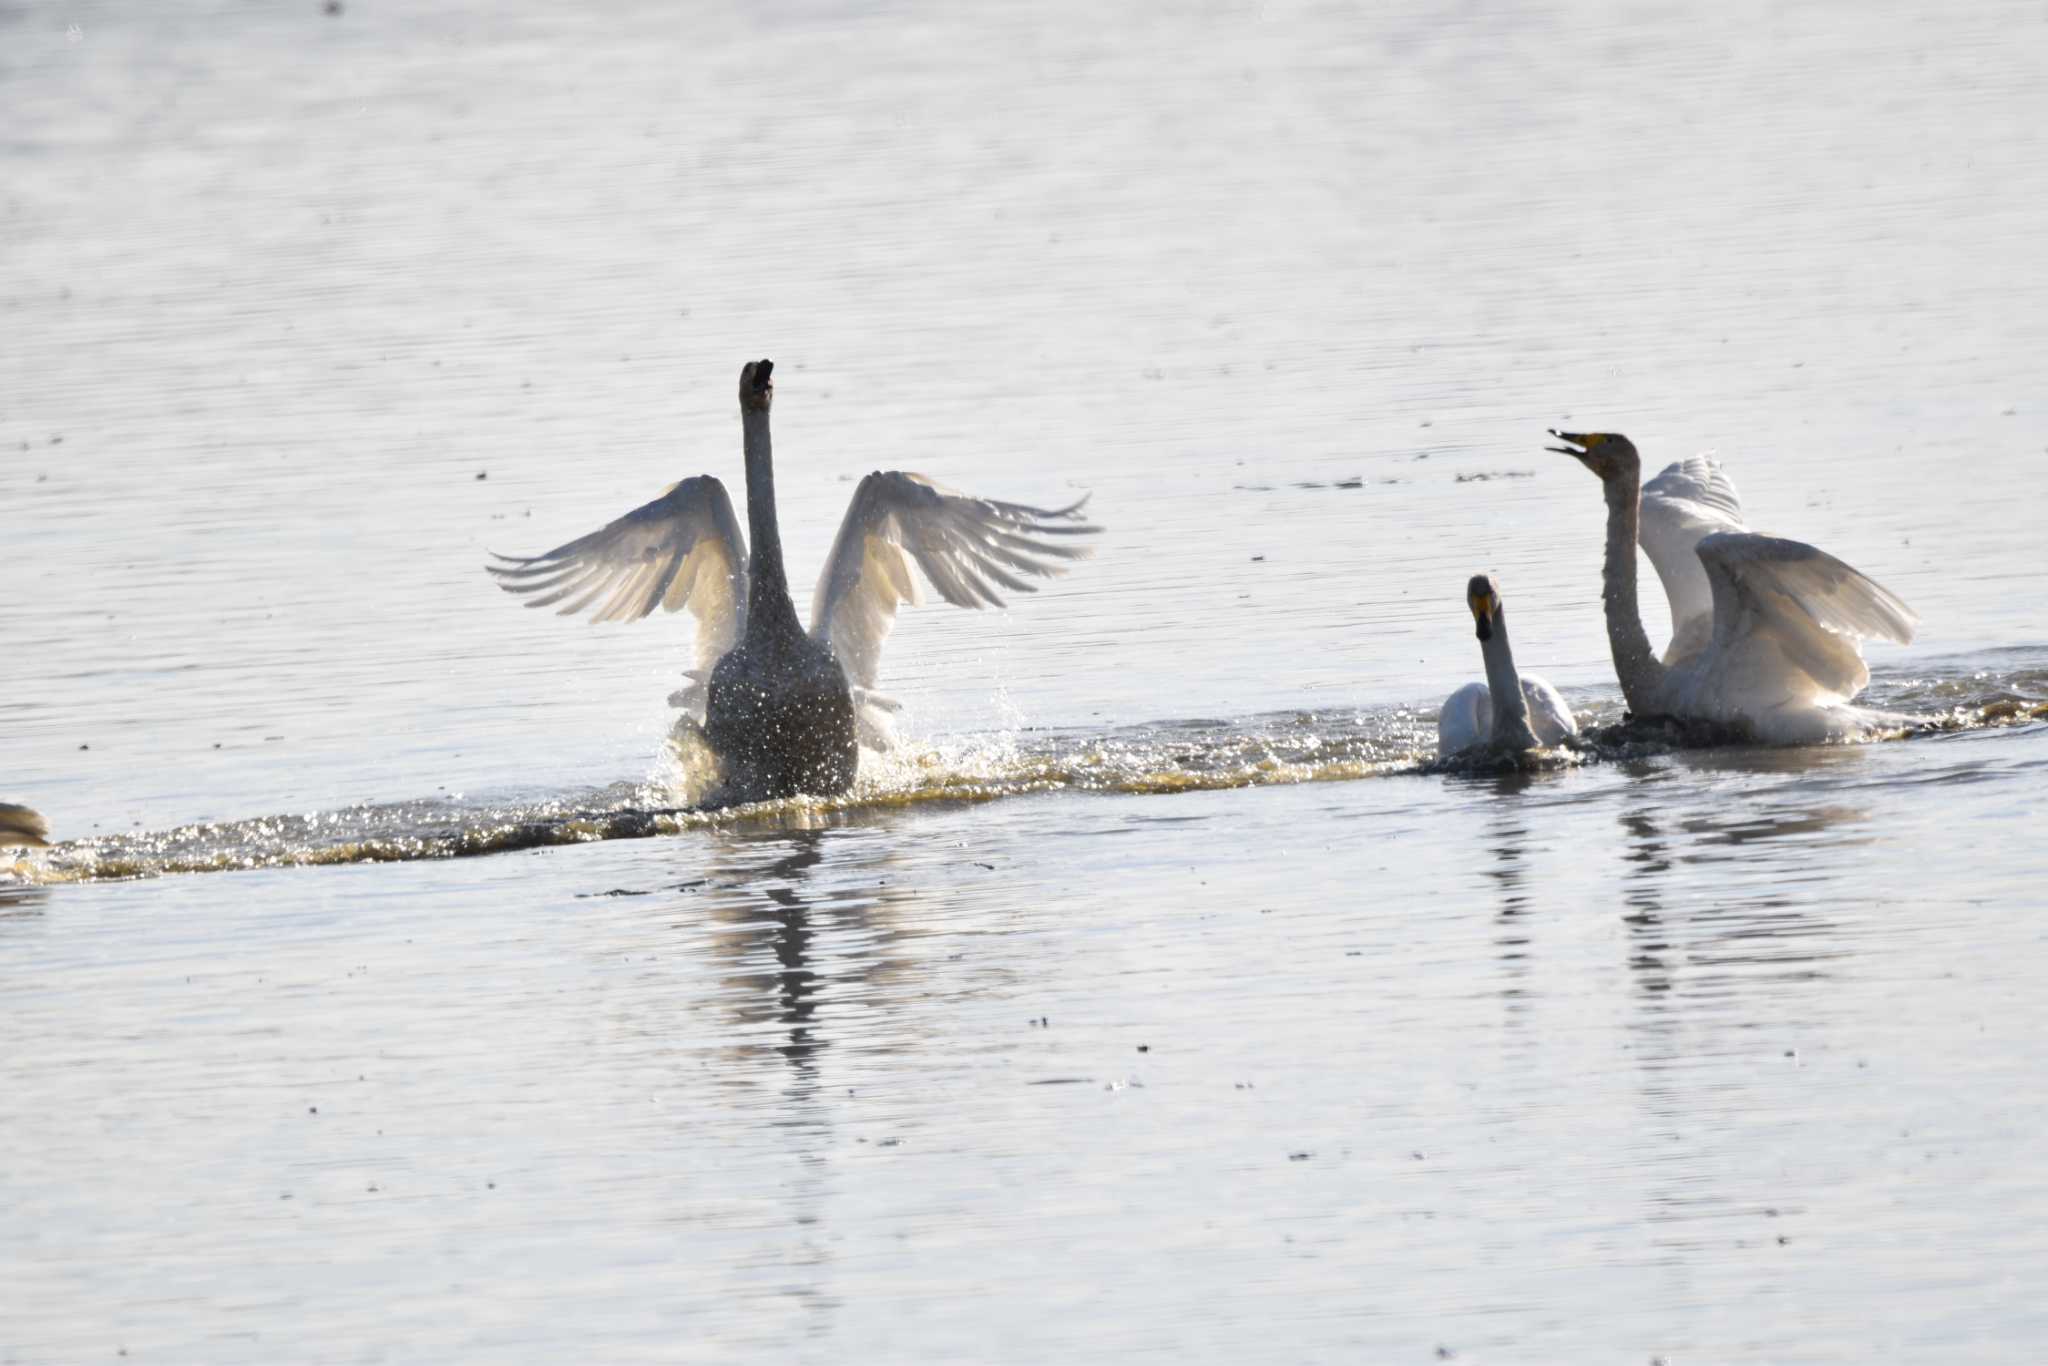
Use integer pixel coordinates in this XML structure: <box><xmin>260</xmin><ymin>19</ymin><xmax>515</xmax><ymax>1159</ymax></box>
<box><xmin>5</xmin><ymin>0</ymin><xmax>2047</xmax><ymax>1361</ymax></box>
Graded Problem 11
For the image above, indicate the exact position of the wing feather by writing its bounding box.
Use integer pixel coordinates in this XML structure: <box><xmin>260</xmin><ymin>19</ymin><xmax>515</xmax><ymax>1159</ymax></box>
<box><xmin>1697</xmin><ymin>531</ymin><xmax>1917</xmax><ymax>703</ymax></box>
<box><xmin>1640</xmin><ymin>456</ymin><xmax>1748</xmax><ymax>665</ymax></box>
<box><xmin>487</xmin><ymin>475</ymin><xmax>748</xmax><ymax>675</ymax></box>
<box><xmin>592</xmin><ymin>558</ymin><xmax>662</xmax><ymax>624</ymax></box>
<box><xmin>506</xmin><ymin>562</ymin><xmax>608</xmax><ymax>610</ymax></box>
<box><xmin>1644</xmin><ymin>455</ymin><xmax>1743</xmax><ymax>522</ymax></box>
<box><xmin>809</xmin><ymin>471</ymin><xmax>1098</xmax><ymax>694</ymax></box>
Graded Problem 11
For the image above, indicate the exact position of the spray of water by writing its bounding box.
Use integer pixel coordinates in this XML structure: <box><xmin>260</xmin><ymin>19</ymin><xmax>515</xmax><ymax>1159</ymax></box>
<box><xmin>5</xmin><ymin>664</ymin><xmax>2040</xmax><ymax>886</ymax></box>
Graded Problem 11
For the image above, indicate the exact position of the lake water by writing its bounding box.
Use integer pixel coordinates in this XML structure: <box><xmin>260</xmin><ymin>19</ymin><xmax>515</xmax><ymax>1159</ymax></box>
<box><xmin>4</xmin><ymin>0</ymin><xmax>2047</xmax><ymax>1360</ymax></box>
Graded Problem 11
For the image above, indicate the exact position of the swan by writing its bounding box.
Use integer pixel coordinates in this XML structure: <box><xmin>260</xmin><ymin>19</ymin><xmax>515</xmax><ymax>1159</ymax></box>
<box><xmin>488</xmin><ymin>360</ymin><xmax>1097</xmax><ymax>802</ymax></box>
<box><xmin>1549</xmin><ymin>430</ymin><xmax>1917</xmax><ymax>743</ymax></box>
<box><xmin>1437</xmin><ymin>574</ymin><xmax>1577</xmax><ymax>755</ymax></box>
<box><xmin>0</xmin><ymin>803</ymin><xmax>51</xmax><ymax>849</ymax></box>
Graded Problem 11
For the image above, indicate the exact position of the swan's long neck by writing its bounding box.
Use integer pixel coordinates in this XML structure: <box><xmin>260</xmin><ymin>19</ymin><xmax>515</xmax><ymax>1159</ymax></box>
<box><xmin>741</xmin><ymin>406</ymin><xmax>803</xmax><ymax>638</ymax></box>
<box><xmin>1481</xmin><ymin>611</ymin><xmax>1541</xmax><ymax>749</ymax></box>
<box><xmin>1600</xmin><ymin>473</ymin><xmax>1667</xmax><ymax>710</ymax></box>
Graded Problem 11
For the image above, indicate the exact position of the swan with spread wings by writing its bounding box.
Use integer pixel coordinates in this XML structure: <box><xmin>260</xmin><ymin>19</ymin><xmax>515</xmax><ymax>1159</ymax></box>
<box><xmin>1552</xmin><ymin>430</ymin><xmax>1916</xmax><ymax>743</ymax></box>
<box><xmin>489</xmin><ymin>360</ymin><xmax>1096</xmax><ymax>803</ymax></box>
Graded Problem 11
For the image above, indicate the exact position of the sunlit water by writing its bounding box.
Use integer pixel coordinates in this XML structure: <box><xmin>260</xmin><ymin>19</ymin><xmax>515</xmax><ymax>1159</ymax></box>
<box><xmin>5</xmin><ymin>0</ymin><xmax>2048</xmax><ymax>1361</ymax></box>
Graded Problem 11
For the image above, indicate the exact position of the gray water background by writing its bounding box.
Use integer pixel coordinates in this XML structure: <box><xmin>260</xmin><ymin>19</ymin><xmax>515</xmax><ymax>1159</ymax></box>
<box><xmin>4</xmin><ymin>0</ymin><xmax>2047</xmax><ymax>1360</ymax></box>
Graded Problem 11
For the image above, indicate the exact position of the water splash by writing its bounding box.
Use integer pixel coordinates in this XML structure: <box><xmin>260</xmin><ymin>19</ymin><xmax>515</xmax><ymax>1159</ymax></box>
<box><xmin>6</xmin><ymin>658</ymin><xmax>2042</xmax><ymax>886</ymax></box>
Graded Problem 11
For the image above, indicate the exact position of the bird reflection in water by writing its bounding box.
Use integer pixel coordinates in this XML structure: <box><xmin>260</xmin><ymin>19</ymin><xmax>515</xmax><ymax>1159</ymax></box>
<box><xmin>695</xmin><ymin>824</ymin><xmax>916</xmax><ymax>1083</ymax></box>
<box><xmin>1455</xmin><ymin>769</ymin><xmax>1546</xmax><ymax>1017</ymax></box>
<box><xmin>683</xmin><ymin>823</ymin><xmax>918</xmax><ymax>1340</ymax></box>
<box><xmin>1621</xmin><ymin>805</ymin><xmax>1675</xmax><ymax>999</ymax></box>
<box><xmin>1620</xmin><ymin>777</ymin><xmax>1869</xmax><ymax>1008</ymax></box>
<box><xmin>0</xmin><ymin>881</ymin><xmax>49</xmax><ymax>920</ymax></box>
<box><xmin>742</xmin><ymin>830</ymin><xmax>830</xmax><ymax>1075</ymax></box>
<box><xmin>1619</xmin><ymin>784</ymin><xmax>1869</xmax><ymax>1256</ymax></box>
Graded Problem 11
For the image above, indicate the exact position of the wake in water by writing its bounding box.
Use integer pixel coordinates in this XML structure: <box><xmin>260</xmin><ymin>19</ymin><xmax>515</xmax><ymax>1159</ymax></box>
<box><xmin>7</xmin><ymin>710</ymin><xmax>1428</xmax><ymax>885</ymax></box>
<box><xmin>7</xmin><ymin>657</ymin><xmax>2045</xmax><ymax>885</ymax></box>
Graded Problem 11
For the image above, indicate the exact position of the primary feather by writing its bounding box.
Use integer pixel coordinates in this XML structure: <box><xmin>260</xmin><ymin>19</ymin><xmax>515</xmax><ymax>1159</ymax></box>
<box><xmin>1696</xmin><ymin>531</ymin><xmax>1918</xmax><ymax>707</ymax></box>
<box><xmin>487</xmin><ymin>475</ymin><xmax>748</xmax><ymax>679</ymax></box>
<box><xmin>811</xmin><ymin>472</ymin><xmax>1096</xmax><ymax>694</ymax></box>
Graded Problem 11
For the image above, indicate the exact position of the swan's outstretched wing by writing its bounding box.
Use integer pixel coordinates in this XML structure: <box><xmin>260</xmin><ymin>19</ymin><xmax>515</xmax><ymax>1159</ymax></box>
<box><xmin>1437</xmin><ymin>682</ymin><xmax>1490</xmax><ymax>756</ymax></box>
<box><xmin>1640</xmin><ymin>456</ymin><xmax>1747</xmax><ymax>664</ymax></box>
<box><xmin>1645</xmin><ymin>455</ymin><xmax>1743</xmax><ymax>524</ymax></box>
<box><xmin>0</xmin><ymin>802</ymin><xmax>51</xmax><ymax>849</ymax></box>
<box><xmin>1696</xmin><ymin>532</ymin><xmax>1918</xmax><ymax>704</ymax></box>
<box><xmin>486</xmin><ymin>476</ymin><xmax>749</xmax><ymax>675</ymax></box>
<box><xmin>810</xmin><ymin>471</ymin><xmax>1097</xmax><ymax>696</ymax></box>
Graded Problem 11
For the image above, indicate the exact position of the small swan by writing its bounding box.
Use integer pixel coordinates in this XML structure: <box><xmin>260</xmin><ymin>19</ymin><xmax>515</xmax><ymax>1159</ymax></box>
<box><xmin>1551</xmin><ymin>430</ymin><xmax>1917</xmax><ymax>743</ymax></box>
<box><xmin>489</xmin><ymin>360</ymin><xmax>1098</xmax><ymax>803</ymax></box>
<box><xmin>0</xmin><ymin>803</ymin><xmax>51</xmax><ymax>849</ymax></box>
<box><xmin>1437</xmin><ymin>574</ymin><xmax>1577</xmax><ymax>756</ymax></box>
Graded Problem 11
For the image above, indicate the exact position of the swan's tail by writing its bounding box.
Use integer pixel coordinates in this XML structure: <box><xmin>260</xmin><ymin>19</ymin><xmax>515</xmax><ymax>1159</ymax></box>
<box><xmin>0</xmin><ymin>803</ymin><xmax>52</xmax><ymax>849</ymax></box>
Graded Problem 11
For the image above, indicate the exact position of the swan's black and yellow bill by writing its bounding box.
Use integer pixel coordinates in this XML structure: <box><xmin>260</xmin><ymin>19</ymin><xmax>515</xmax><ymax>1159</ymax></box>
<box><xmin>1467</xmin><ymin>575</ymin><xmax>1498</xmax><ymax>642</ymax></box>
<box><xmin>1547</xmin><ymin>429</ymin><xmax>1603</xmax><ymax>457</ymax></box>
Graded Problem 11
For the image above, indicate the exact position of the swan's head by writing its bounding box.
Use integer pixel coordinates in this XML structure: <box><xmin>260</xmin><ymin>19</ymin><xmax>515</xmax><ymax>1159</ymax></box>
<box><xmin>1467</xmin><ymin>573</ymin><xmax>1502</xmax><ymax>642</ymax></box>
<box><xmin>739</xmin><ymin>358</ymin><xmax>775</xmax><ymax>413</ymax></box>
<box><xmin>1548</xmin><ymin>430</ymin><xmax>1639</xmax><ymax>482</ymax></box>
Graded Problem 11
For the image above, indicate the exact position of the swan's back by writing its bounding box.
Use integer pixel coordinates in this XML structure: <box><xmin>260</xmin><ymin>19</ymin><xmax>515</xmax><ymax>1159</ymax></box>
<box><xmin>1437</xmin><ymin>682</ymin><xmax>1491</xmax><ymax>755</ymax></box>
<box><xmin>1437</xmin><ymin>678</ymin><xmax>1576</xmax><ymax>756</ymax></box>
<box><xmin>1518</xmin><ymin>676</ymin><xmax>1579</xmax><ymax>746</ymax></box>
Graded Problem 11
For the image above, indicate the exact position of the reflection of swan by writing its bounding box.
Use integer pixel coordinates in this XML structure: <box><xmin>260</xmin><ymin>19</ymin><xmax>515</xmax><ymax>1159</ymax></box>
<box><xmin>728</xmin><ymin>831</ymin><xmax>831</xmax><ymax>1074</ymax></box>
<box><xmin>0</xmin><ymin>804</ymin><xmax>50</xmax><ymax>849</ymax></box>
<box><xmin>489</xmin><ymin>360</ymin><xmax>1097</xmax><ymax>803</ymax></box>
<box><xmin>1551</xmin><ymin>431</ymin><xmax>1917</xmax><ymax>743</ymax></box>
<box><xmin>694</xmin><ymin>824</ymin><xmax>921</xmax><ymax>1077</ymax></box>
<box><xmin>1437</xmin><ymin>574</ymin><xmax>1576</xmax><ymax>755</ymax></box>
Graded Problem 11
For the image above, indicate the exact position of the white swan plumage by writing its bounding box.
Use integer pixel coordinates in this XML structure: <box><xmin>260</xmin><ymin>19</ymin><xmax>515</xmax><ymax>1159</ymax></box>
<box><xmin>1552</xmin><ymin>430</ymin><xmax>1917</xmax><ymax>743</ymax></box>
<box><xmin>1638</xmin><ymin>454</ymin><xmax>1747</xmax><ymax>665</ymax></box>
<box><xmin>489</xmin><ymin>360</ymin><xmax>1096</xmax><ymax>802</ymax></box>
<box><xmin>1437</xmin><ymin>574</ymin><xmax>1577</xmax><ymax>755</ymax></box>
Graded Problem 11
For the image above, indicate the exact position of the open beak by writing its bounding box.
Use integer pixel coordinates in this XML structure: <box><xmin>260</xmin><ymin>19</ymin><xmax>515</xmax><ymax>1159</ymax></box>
<box><xmin>1546</xmin><ymin>428</ymin><xmax>1591</xmax><ymax>457</ymax></box>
